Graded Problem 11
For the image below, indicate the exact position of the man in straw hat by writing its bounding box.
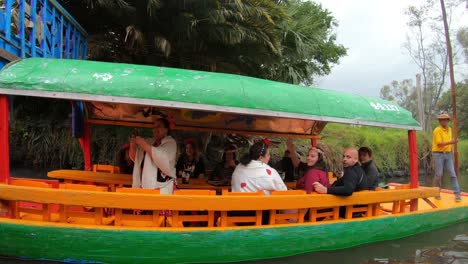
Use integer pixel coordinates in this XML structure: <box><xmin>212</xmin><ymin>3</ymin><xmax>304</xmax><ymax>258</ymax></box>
<box><xmin>432</xmin><ymin>113</ymin><xmax>461</xmax><ymax>202</ymax></box>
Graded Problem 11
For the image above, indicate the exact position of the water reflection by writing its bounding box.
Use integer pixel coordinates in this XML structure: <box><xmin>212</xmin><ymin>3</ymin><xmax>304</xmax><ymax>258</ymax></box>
<box><xmin>413</xmin><ymin>171</ymin><xmax>468</xmax><ymax>192</ymax></box>
<box><xmin>241</xmin><ymin>223</ymin><xmax>467</xmax><ymax>264</ymax></box>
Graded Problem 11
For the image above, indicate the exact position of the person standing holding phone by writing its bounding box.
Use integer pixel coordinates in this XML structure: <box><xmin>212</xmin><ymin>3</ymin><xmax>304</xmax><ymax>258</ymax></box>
<box><xmin>129</xmin><ymin>117</ymin><xmax>177</xmax><ymax>194</ymax></box>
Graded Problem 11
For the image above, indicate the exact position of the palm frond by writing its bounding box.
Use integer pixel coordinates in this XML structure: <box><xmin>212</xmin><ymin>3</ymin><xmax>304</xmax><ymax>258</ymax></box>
<box><xmin>154</xmin><ymin>36</ymin><xmax>171</xmax><ymax>57</ymax></box>
<box><xmin>82</xmin><ymin>0</ymin><xmax>129</xmax><ymax>9</ymax></box>
<box><xmin>147</xmin><ymin>0</ymin><xmax>163</xmax><ymax>18</ymax></box>
<box><xmin>125</xmin><ymin>25</ymin><xmax>146</xmax><ymax>49</ymax></box>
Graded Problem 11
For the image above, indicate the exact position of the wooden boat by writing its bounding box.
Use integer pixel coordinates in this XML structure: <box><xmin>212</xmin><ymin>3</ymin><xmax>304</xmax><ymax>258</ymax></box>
<box><xmin>0</xmin><ymin>58</ymin><xmax>466</xmax><ymax>264</ymax></box>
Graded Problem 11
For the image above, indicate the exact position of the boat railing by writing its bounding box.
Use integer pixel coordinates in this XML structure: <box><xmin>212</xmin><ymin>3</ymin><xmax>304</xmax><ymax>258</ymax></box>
<box><xmin>0</xmin><ymin>0</ymin><xmax>87</xmax><ymax>66</ymax></box>
<box><xmin>0</xmin><ymin>183</ymin><xmax>441</xmax><ymax>228</ymax></box>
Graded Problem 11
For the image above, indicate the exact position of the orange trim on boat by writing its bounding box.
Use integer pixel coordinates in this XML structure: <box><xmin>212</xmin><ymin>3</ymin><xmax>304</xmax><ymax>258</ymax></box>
<box><xmin>0</xmin><ymin>184</ymin><xmax>439</xmax><ymax>210</ymax></box>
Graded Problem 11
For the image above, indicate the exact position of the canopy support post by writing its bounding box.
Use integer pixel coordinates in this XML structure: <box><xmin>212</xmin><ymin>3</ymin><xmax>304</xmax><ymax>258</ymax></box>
<box><xmin>0</xmin><ymin>95</ymin><xmax>10</xmax><ymax>184</ymax></box>
<box><xmin>311</xmin><ymin>138</ymin><xmax>317</xmax><ymax>147</ymax></box>
<box><xmin>79</xmin><ymin>121</ymin><xmax>92</xmax><ymax>171</ymax></box>
<box><xmin>408</xmin><ymin>130</ymin><xmax>418</xmax><ymax>211</ymax></box>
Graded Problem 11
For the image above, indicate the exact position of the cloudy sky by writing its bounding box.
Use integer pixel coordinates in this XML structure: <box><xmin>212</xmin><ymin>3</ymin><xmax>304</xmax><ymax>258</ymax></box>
<box><xmin>313</xmin><ymin>0</ymin><xmax>467</xmax><ymax>97</ymax></box>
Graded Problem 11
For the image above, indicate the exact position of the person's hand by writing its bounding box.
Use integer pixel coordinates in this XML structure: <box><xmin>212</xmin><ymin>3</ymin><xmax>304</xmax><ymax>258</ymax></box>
<box><xmin>312</xmin><ymin>182</ymin><xmax>327</xmax><ymax>194</ymax></box>
<box><xmin>452</xmin><ymin>139</ymin><xmax>459</xmax><ymax>144</ymax></box>
<box><xmin>134</xmin><ymin>136</ymin><xmax>146</xmax><ymax>147</ymax></box>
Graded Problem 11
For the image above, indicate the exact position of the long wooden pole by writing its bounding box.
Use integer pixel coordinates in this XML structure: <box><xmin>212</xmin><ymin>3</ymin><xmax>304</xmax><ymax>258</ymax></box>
<box><xmin>416</xmin><ymin>74</ymin><xmax>424</xmax><ymax>128</ymax></box>
<box><xmin>79</xmin><ymin>122</ymin><xmax>92</xmax><ymax>171</ymax></box>
<box><xmin>408</xmin><ymin>130</ymin><xmax>418</xmax><ymax>211</ymax></box>
<box><xmin>439</xmin><ymin>0</ymin><xmax>458</xmax><ymax>174</ymax></box>
<box><xmin>311</xmin><ymin>138</ymin><xmax>317</xmax><ymax>147</ymax></box>
<box><xmin>0</xmin><ymin>95</ymin><xmax>10</xmax><ymax>184</ymax></box>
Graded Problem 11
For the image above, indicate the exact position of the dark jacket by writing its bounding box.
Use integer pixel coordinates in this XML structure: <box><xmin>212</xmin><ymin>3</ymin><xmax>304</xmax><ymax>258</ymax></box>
<box><xmin>361</xmin><ymin>159</ymin><xmax>380</xmax><ymax>190</ymax></box>
<box><xmin>327</xmin><ymin>163</ymin><xmax>368</xmax><ymax>196</ymax></box>
<box><xmin>275</xmin><ymin>157</ymin><xmax>295</xmax><ymax>182</ymax></box>
<box><xmin>176</xmin><ymin>155</ymin><xmax>205</xmax><ymax>178</ymax></box>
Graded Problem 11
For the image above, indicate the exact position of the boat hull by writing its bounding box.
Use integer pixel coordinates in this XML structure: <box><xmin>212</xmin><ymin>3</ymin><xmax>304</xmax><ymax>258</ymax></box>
<box><xmin>0</xmin><ymin>206</ymin><xmax>466</xmax><ymax>264</ymax></box>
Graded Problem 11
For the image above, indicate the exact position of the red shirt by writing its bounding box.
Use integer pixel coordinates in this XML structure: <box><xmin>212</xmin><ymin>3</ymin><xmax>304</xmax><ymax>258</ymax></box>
<box><xmin>296</xmin><ymin>169</ymin><xmax>329</xmax><ymax>194</ymax></box>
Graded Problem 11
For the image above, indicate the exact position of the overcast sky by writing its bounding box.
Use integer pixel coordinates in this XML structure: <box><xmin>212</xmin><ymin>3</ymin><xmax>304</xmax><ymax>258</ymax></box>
<box><xmin>313</xmin><ymin>0</ymin><xmax>467</xmax><ymax>97</ymax></box>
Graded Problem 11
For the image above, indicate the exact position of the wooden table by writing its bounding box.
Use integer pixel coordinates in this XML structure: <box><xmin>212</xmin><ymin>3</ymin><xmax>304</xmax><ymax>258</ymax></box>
<box><xmin>177</xmin><ymin>179</ymin><xmax>297</xmax><ymax>191</ymax></box>
<box><xmin>176</xmin><ymin>178</ymin><xmax>228</xmax><ymax>191</ymax></box>
<box><xmin>47</xmin><ymin>170</ymin><xmax>132</xmax><ymax>191</ymax></box>
<box><xmin>48</xmin><ymin>170</ymin><xmax>297</xmax><ymax>191</ymax></box>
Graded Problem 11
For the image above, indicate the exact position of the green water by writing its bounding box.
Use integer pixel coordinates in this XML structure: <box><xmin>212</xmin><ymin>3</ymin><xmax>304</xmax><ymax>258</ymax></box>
<box><xmin>441</xmin><ymin>171</ymin><xmax>468</xmax><ymax>191</ymax></box>
<box><xmin>244</xmin><ymin>222</ymin><xmax>467</xmax><ymax>264</ymax></box>
<box><xmin>391</xmin><ymin>171</ymin><xmax>468</xmax><ymax>192</ymax></box>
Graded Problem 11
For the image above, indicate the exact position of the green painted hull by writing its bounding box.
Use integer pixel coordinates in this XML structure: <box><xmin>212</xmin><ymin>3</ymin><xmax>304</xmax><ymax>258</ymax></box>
<box><xmin>1</xmin><ymin>207</ymin><xmax>467</xmax><ymax>263</ymax></box>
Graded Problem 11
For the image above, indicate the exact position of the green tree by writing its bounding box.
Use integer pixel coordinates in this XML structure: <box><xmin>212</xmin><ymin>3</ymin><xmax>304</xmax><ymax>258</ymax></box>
<box><xmin>267</xmin><ymin>0</ymin><xmax>346</xmax><ymax>85</ymax></box>
<box><xmin>403</xmin><ymin>1</ymin><xmax>464</xmax><ymax>132</ymax></box>
<box><xmin>404</xmin><ymin>4</ymin><xmax>447</xmax><ymax>132</ymax></box>
<box><xmin>457</xmin><ymin>26</ymin><xmax>468</xmax><ymax>64</ymax></box>
<box><xmin>58</xmin><ymin>0</ymin><xmax>346</xmax><ymax>85</ymax></box>
<box><xmin>380</xmin><ymin>79</ymin><xmax>418</xmax><ymax>117</ymax></box>
<box><xmin>437</xmin><ymin>80</ymin><xmax>468</xmax><ymax>137</ymax></box>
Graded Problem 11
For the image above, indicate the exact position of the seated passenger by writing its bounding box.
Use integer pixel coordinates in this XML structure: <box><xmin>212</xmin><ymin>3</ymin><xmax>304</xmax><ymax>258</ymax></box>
<box><xmin>176</xmin><ymin>138</ymin><xmax>205</xmax><ymax>179</ymax></box>
<box><xmin>118</xmin><ymin>144</ymin><xmax>134</xmax><ymax>174</ymax></box>
<box><xmin>286</xmin><ymin>138</ymin><xmax>314</xmax><ymax>179</ymax></box>
<box><xmin>211</xmin><ymin>145</ymin><xmax>238</xmax><ymax>182</ymax></box>
<box><xmin>274</xmin><ymin>150</ymin><xmax>296</xmax><ymax>182</ymax></box>
<box><xmin>296</xmin><ymin>147</ymin><xmax>330</xmax><ymax>194</ymax></box>
<box><xmin>231</xmin><ymin>138</ymin><xmax>287</xmax><ymax>195</ymax></box>
<box><xmin>358</xmin><ymin>146</ymin><xmax>380</xmax><ymax>190</ymax></box>
<box><xmin>313</xmin><ymin>147</ymin><xmax>368</xmax><ymax>196</ymax></box>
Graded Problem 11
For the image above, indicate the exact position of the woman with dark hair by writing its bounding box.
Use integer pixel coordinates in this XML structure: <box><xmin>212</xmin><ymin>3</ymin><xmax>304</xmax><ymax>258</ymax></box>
<box><xmin>176</xmin><ymin>138</ymin><xmax>205</xmax><ymax>181</ymax></box>
<box><xmin>231</xmin><ymin>139</ymin><xmax>287</xmax><ymax>195</ymax></box>
<box><xmin>211</xmin><ymin>145</ymin><xmax>238</xmax><ymax>182</ymax></box>
<box><xmin>296</xmin><ymin>147</ymin><xmax>329</xmax><ymax>194</ymax></box>
<box><xmin>118</xmin><ymin>144</ymin><xmax>134</xmax><ymax>174</ymax></box>
<box><xmin>129</xmin><ymin>117</ymin><xmax>177</xmax><ymax>194</ymax></box>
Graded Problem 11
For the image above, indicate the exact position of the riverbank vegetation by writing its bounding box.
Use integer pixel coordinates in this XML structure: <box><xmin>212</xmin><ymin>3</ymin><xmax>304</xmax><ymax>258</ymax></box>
<box><xmin>9</xmin><ymin>103</ymin><xmax>467</xmax><ymax>175</ymax></box>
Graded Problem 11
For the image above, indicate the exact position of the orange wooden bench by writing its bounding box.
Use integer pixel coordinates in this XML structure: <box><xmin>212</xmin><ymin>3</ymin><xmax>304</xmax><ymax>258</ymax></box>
<box><xmin>114</xmin><ymin>187</ymin><xmax>164</xmax><ymax>227</ymax></box>
<box><xmin>269</xmin><ymin>190</ymin><xmax>306</xmax><ymax>225</ymax></box>
<box><xmin>219</xmin><ymin>190</ymin><xmax>264</xmax><ymax>227</ymax></box>
<box><xmin>59</xmin><ymin>183</ymin><xmax>108</xmax><ymax>225</ymax></box>
<box><xmin>170</xmin><ymin>189</ymin><xmax>217</xmax><ymax>227</ymax></box>
<box><xmin>10</xmin><ymin>179</ymin><xmax>52</xmax><ymax>221</ymax></box>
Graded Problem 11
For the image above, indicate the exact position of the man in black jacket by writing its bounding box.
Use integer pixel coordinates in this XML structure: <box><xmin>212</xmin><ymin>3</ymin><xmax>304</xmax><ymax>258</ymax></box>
<box><xmin>359</xmin><ymin>146</ymin><xmax>380</xmax><ymax>190</ymax></box>
<box><xmin>313</xmin><ymin>147</ymin><xmax>368</xmax><ymax>196</ymax></box>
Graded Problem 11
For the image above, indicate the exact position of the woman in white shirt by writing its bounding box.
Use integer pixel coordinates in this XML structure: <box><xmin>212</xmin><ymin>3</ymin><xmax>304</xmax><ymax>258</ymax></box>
<box><xmin>231</xmin><ymin>139</ymin><xmax>287</xmax><ymax>195</ymax></box>
<box><xmin>129</xmin><ymin>118</ymin><xmax>177</xmax><ymax>194</ymax></box>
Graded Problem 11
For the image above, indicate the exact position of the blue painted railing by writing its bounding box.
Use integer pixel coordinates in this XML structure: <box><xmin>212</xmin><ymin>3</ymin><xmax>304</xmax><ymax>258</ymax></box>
<box><xmin>0</xmin><ymin>0</ymin><xmax>87</xmax><ymax>67</ymax></box>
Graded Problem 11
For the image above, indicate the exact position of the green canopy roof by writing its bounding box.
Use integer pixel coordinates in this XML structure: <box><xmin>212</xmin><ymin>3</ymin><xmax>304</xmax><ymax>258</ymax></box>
<box><xmin>0</xmin><ymin>58</ymin><xmax>421</xmax><ymax>136</ymax></box>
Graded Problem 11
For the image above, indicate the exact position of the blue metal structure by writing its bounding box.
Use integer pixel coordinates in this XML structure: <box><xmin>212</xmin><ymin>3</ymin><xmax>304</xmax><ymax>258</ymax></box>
<box><xmin>0</xmin><ymin>0</ymin><xmax>87</xmax><ymax>68</ymax></box>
